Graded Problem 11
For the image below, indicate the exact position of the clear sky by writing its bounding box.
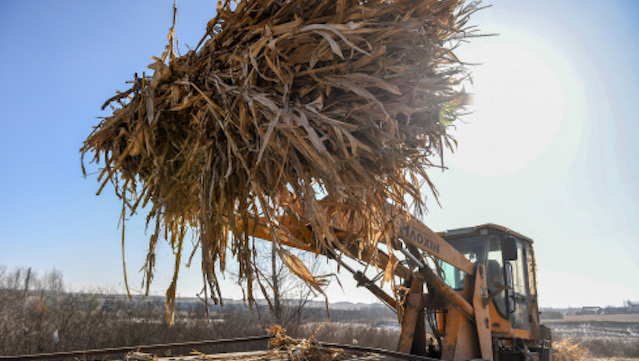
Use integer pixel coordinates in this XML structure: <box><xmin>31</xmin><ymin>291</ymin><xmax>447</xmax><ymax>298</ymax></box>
<box><xmin>1</xmin><ymin>0</ymin><xmax>638</xmax><ymax>308</ymax></box>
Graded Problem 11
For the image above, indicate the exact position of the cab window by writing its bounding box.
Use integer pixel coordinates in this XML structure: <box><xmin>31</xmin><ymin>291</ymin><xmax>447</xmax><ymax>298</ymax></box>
<box><xmin>505</xmin><ymin>240</ymin><xmax>531</xmax><ymax>329</ymax></box>
<box><xmin>439</xmin><ymin>237</ymin><xmax>486</xmax><ymax>290</ymax></box>
<box><xmin>486</xmin><ymin>235</ymin><xmax>507</xmax><ymax>316</ymax></box>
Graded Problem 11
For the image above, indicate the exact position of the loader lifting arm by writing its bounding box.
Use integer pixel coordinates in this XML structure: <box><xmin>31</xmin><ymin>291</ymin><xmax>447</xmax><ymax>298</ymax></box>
<box><xmin>240</xmin><ymin>210</ymin><xmax>551</xmax><ymax>361</ymax></box>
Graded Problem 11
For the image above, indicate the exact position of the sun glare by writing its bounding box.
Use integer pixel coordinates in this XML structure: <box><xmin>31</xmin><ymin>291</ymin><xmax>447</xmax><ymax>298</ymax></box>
<box><xmin>451</xmin><ymin>40</ymin><xmax>567</xmax><ymax>177</ymax></box>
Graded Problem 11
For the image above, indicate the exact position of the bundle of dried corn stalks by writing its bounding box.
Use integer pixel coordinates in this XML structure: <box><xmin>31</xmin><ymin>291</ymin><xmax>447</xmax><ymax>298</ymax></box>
<box><xmin>81</xmin><ymin>0</ymin><xmax>479</xmax><ymax>320</ymax></box>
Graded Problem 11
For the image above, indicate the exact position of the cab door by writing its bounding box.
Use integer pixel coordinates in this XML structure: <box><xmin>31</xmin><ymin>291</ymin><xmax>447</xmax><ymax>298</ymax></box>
<box><xmin>504</xmin><ymin>237</ymin><xmax>531</xmax><ymax>330</ymax></box>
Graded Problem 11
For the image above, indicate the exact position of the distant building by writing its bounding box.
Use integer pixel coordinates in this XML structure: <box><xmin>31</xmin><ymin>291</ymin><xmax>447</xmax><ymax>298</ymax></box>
<box><xmin>578</xmin><ymin>306</ymin><xmax>601</xmax><ymax>315</ymax></box>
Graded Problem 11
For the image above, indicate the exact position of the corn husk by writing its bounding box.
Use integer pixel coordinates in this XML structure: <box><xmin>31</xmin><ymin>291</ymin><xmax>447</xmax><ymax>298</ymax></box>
<box><xmin>81</xmin><ymin>0</ymin><xmax>479</xmax><ymax>320</ymax></box>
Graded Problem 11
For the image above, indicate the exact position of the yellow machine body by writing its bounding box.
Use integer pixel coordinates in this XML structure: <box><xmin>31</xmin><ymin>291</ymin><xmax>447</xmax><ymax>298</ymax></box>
<box><xmin>243</xmin><ymin>213</ymin><xmax>551</xmax><ymax>361</ymax></box>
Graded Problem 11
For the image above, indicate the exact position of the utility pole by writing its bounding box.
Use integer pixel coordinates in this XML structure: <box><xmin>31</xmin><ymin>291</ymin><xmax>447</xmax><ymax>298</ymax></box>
<box><xmin>271</xmin><ymin>243</ymin><xmax>282</xmax><ymax>324</ymax></box>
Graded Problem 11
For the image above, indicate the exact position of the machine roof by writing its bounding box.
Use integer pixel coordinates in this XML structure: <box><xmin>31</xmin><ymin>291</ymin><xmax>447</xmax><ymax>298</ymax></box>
<box><xmin>440</xmin><ymin>223</ymin><xmax>534</xmax><ymax>244</ymax></box>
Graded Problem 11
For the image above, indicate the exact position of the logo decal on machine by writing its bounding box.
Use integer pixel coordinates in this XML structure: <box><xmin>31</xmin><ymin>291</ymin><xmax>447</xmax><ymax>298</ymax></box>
<box><xmin>398</xmin><ymin>221</ymin><xmax>440</xmax><ymax>254</ymax></box>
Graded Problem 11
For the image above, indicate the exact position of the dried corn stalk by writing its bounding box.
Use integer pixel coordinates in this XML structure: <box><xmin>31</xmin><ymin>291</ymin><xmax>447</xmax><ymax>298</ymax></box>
<box><xmin>268</xmin><ymin>325</ymin><xmax>355</xmax><ymax>361</ymax></box>
<box><xmin>81</xmin><ymin>0</ymin><xmax>479</xmax><ymax>321</ymax></box>
<box><xmin>553</xmin><ymin>339</ymin><xmax>590</xmax><ymax>361</ymax></box>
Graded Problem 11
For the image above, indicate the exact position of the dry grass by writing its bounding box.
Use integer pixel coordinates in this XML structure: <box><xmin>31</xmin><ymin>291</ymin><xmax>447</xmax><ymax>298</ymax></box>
<box><xmin>81</xmin><ymin>0</ymin><xmax>481</xmax><ymax>321</ymax></box>
<box><xmin>554</xmin><ymin>339</ymin><xmax>591</xmax><ymax>361</ymax></box>
<box><xmin>553</xmin><ymin>338</ymin><xmax>639</xmax><ymax>361</ymax></box>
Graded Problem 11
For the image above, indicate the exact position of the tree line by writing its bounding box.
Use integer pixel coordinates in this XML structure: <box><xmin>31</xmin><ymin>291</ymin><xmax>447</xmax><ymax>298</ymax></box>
<box><xmin>0</xmin><ymin>265</ymin><xmax>398</xmax><ymax>357</ymax></box>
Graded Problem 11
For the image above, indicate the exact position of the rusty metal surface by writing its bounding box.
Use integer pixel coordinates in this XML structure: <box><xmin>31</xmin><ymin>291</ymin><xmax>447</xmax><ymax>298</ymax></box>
<box><xmin>472</xmin><ymin>264</ymin><xmax>493</xmax><ymax>360</ymax></box>
<box><xmin>0</xmin><ymin>335</ymin><xmax>271</xmax><ymax>361</ymax></box>
<box><xmin>397</xmin><ymin>293</ymin><xmax>422</xmax><ymax>354</ymax></box>
<box><xmin>0</xmin><ymin>336</ymin><xmax>443</xmax><ymax>361</ymax></box>
<box><xmin>143</xmin><ymin>349</ymin><xmax>384</xmax><ymax>361</ymax></box>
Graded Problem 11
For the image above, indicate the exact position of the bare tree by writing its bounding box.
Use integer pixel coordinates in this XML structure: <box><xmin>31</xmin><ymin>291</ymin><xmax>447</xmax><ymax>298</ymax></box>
<box><xmin>42</xmin><ymin>269</ymin><xmax>64</xmax><ymax>293</ymax></box>
<box><xmin>256</xmin><ymin>241</ymin><xmax>328</xmax><ymax>333</ymax></box>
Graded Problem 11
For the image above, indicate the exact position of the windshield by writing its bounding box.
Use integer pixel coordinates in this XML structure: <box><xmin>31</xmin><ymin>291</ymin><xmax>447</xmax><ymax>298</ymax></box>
<box><xmin>439</xmin><ymin>235</ymin><xmax>509</xmax><ymax>316</ymax></box>
<box><xmin>439</xmin><ymin>236</ymin><xmax>487</xmax><ymax>290</ymax></box>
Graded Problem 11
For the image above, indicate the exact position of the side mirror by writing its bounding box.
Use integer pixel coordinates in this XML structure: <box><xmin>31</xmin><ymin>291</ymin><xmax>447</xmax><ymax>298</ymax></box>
<box><xmin>503</xmin><ymin>236</ymin><xmax>518</xmax><ymax>261</ymax></box>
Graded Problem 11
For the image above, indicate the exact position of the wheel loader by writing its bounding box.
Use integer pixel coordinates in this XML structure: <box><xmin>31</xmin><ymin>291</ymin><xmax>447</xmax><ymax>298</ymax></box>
<box><xmin>244</xmin><ymin>209</ymin><xmax>552</xmax><ymax>361</ymax></box>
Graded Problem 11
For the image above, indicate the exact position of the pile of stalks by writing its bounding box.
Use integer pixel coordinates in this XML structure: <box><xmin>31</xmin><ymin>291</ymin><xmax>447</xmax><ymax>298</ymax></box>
<box><xmin>267</xmin><ymin>325</ymin><xmax>370</xmax><ymax>361</ymax></box>
<box><xmin>553</xmin><ymin>339</ymin><xmax>590</xmax><ymax>361</ymax></box>
<box><xmin>81</xmin><ymin>0</ymin><xmax>479</xmax><ymax>320</ymax></box>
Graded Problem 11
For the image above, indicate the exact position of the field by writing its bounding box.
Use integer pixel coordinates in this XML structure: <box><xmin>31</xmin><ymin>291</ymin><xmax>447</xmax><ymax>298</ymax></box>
<box><xmin>2</xmin><ymin>266</ymin><xmax>638</xmax><ymax>360</ymax></box>
<box><xmin>545</xmin><ymin>314</ymin><xmax>639</xmax><ymax>360</ymax></box>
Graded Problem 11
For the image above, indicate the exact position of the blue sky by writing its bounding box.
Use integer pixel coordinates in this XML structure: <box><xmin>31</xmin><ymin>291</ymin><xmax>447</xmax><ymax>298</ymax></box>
<box><xmin>1</xmin><ymin>1</ymin><xmax>638</xmax><ymax>308</ymax></box>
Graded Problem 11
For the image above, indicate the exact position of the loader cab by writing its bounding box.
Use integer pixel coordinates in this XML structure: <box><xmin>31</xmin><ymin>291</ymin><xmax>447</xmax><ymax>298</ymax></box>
<box><xmin>438</xmin><ymin>224</ymin><xmax>541</xmax><ymax>337</ymax></box>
